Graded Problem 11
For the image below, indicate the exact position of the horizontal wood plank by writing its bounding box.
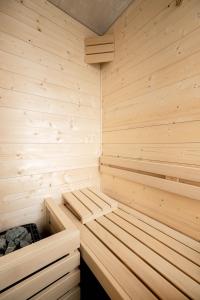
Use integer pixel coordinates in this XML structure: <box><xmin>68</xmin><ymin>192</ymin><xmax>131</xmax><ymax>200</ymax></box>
<box><xmin>97</xmin><ymin>216</ymin><xmax>200</xmax><ymax>298</ymax></box>
<box><xmin>85</xmin><ymin>43</ymin><xmax>114</xmax><ymax>55</ymax></box>
<box><xmin>30</xmin><ymin>269</ymin><xmax>80</xmax><ymax>300</ymax></box>
<box><xmin>81</xmin><ymin>188</ymin><xmax>111</xmax><ymax>211</ymax></box>
<box><xmin>115</xmin><ymin>208</ymin><xmax>200</xmax><ymax>264</ymax></box>
<box><xmin>85</xmin><ymin>52</ymin><xmax>114</xmax><ymax>64</ymax></box>
<box><xmin>58</xmin><ymin>287</ymin><xmax>80</xmax><ymax>300</ymax></box>
<box><xmin>104</xmin><ymin>213</ymin><xmax>200</xmax><ymax>282</ymax></box>
<box><xmin>100</xmin><ymin>156</ymin><xmax>200</xmax><ymax>182</ymax></box>
<box><xmin>81</xmin><ymin>225</ymin><xmax>156</xmax><ymax>300</ymax></box>
<box><xmin>85</xmin><ymin>34</ymin><xmax>114</xmax><ymax>46</ymax></box>
<box><xmin>1</xmin><ymin>252</ymin><xmax>80</xmax><ymax>300</ymax></box>
<box><xmin>101</xmin><ymin>165</ymin><xmax>200</xmax><ymax>201</ymax></box>
<box><xmin>63</xmin><ymin>192</ymin><xmax>92</xmax><ymax>222</ymax></box>
<box><xmin>0</xmin><ymin>229</ymin><xmax>79</xmax><ymax>290</ymax></box>
<box><xmin>87</xmin><ymin>220</ymin><xmax>188</xmax><ymax>299</ymax></box>
<box><xmin>60</xmin><ymin>202</ymin><xmax>199</xmax><ymax>300</ymax></box>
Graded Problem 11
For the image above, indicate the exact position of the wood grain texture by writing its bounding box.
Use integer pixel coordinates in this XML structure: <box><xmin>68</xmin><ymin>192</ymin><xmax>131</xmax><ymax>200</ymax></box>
<box><xmin>85</xmin><ymin>34</ymin><xmax>114</xmax><ymax>64</ymax></box>
<box><xmin>101</xmin><ymin>173</ymin><xmax>200</xmax><ymax>240</ymax></box>
<box><xmin>58</xmin><ymin>287</ymin><xmax>80</xmax><ymax>300</ymax></box>
<box><xmin>0</xmin><ymin>252</ymin><xmax>80</xmax><ymax>300</ymax></box>
<box><xmin>85</xmin><ymin>53</ymin><xmax>114</xmax><ymax>64</ymax></box>
<box><xmin>101</xmin><ymin>165</ymin><xmax>200</xmax><ymax>202</ymax></box>
<box><xmin>0</xmin><ymin>201</ymin><xmax>80</xmax><ymax>298</ymax></box>
<box><xmin>85</xmin><ymin>34</ymin><xmax>114</xmax><ymax>46</ymax></box>
<box><xmin>0</xmin><ymin>228</ymin><xmax>80</xmax><ymax>290</ymax></box>
<box><xmin>60</xmin><ymin>203</ymin><xmax>200</xmax><ymax>300</ymax></box>
<box><xmin>101</xmin><ymin>0</ymin><xmax>200</xmax><ymax>238</ymax></box>
<box><xmin>0</xmin><ymin>0</ymin><xmax>100</xmax><ymax>229</ymax></box>
<box><xmin>62</xmin><ymin>188</ymin><xmax>117</xmax><ymax>224</ymax></box>
<box><xmin>30</xmin><ymin>269</ymin><xmax>80</xmax><ymax>300</ymax></box>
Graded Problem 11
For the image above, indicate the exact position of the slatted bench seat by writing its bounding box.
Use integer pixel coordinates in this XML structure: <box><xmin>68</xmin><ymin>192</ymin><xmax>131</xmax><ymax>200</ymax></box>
<box><xmin>58</xmin><ymin>189</ymin><xmax>200</xmax><ymax>300</ymax></box>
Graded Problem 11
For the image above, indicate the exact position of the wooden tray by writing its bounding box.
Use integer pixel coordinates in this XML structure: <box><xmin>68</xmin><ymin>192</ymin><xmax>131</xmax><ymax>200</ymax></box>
<box><xmin>63</xmin><ymin>188</ymin><xmax>118</xmax><ymax>224</ymax></box>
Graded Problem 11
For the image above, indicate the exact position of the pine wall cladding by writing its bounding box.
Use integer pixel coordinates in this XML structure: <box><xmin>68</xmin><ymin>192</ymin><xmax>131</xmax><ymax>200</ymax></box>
<box><xmin>0</xmin><ymin>0</ymin><xmax>101</xmax><ymax>231</ymax></box>
<box><xmin>101</xmin><ymin>0</ymin><xmax>200</xmax><ymax>239</ymax></box>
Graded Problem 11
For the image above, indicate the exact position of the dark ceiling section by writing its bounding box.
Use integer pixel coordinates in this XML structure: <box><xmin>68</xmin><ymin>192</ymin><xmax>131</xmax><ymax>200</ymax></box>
<box><xmin>48</xmin><ymin>0</ymin><xmax>133</xmax><ymax>35</ymax></box>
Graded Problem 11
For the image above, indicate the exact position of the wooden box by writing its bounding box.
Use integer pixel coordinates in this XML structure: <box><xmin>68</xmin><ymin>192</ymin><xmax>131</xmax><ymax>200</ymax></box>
<box><xmin>0</xmin><ymin>199</ymin><xmax>80</xmax><ymax>300</ymax></box>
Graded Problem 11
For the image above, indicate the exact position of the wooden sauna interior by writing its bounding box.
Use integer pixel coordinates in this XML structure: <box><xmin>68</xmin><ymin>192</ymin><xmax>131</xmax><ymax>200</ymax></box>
<box><xmin>0</xmin><ymin>0</ymin><xmax>200</xmax><ymax>299</ymax></box>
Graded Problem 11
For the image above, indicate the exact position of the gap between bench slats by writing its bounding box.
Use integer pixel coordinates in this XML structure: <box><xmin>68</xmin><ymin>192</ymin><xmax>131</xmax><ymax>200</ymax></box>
<box><xmin>115</xmin><ymin>209</ymin><xmax>200</xmax><ymax>266</ymax></box>
<box><xmin>72</xmin><ymin>190</ymin><xmax>101</xmax><ymax>214</ymax></box>
<box><xmin>86</xmin><ymin>221</ymin><xmax>189</xmax><ymax>300</ymax></box>
<box><xmin>81</xmin><ymin>188</ymin><xmax>112</xmax><ymax>210</ymax></box>
<box><xmin>95</xmin><ymin>216</ymin><xmax>200</xmax><ymax>299</ymax></box>
<box><xmin>96</xmin><ymin>217</ymin><xmax>200</xmax><ymax>299</ymax></box>
<box><xmin>119</xmin><ymin>203</ymin><xmax>200</xmax><ymax>252</ymax></box>
<box><xmin>82</xmin><ymin>225</ymin><xmax>156</xmax><ymax>300</ymax></box>
<box><xmin>105</xmin><ymin>212</ymin><xmax>200</xmax><ymax>282</ymax></box>
<box><xmin>59</xmin><ymin>200</ymin><xmax>200</xmax><ymax>300</ymax></box>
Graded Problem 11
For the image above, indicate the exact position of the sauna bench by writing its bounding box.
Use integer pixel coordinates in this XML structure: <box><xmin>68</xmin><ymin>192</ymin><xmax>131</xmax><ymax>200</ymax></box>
<box><xmin>59</xmin><ymin>194</ymin><xmax>200</xmax><ymax>300</ymax></box>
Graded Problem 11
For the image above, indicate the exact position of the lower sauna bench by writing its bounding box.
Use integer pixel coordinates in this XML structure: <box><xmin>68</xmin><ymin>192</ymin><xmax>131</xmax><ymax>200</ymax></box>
<box><xmin>0</xmin><ymin>200</ymin><xmax>80</xmax><ymax>300</ymax></box>
<box><xmin>59</xmin><ymin>189</ymin><xmax>200</xmax><ymax>300</ymax></box>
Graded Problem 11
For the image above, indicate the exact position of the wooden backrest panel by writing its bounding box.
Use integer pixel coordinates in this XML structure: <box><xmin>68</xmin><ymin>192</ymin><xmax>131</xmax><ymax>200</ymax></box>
<box><xmin>101</xmin><ymin>156</ymin><xmax>200</xmax><ymax>240</ymax></box>
<box><xmin>100</xmin><ymin>157</ymin><xmax>200</xmax><ymax>201</ymax></box>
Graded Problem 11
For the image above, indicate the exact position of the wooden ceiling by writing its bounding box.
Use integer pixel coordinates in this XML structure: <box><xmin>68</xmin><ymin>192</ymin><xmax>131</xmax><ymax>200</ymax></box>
<box><xmin>48</xmin><ymin>0</ymin><xmax>133</xmax><ymax>35</ymax></box>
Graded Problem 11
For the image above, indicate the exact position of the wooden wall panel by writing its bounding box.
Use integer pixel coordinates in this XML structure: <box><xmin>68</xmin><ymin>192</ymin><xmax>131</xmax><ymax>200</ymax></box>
<box><xmin>0</xmin><ymin>0</ymin><xmax>100</xmax><ymax>230</ymax></box>
<box><xmin>101</xmin><ymin>174</ymin><xmax>200</xmax><ymax>240</ymax></box>
<box><xmin>101</xmin><ymin>0</ymin><xmax>200</xmax><ymax>239</ymax></box>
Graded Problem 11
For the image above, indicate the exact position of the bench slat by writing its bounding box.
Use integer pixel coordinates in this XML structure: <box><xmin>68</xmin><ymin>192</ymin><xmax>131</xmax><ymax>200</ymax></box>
<box><xmin>115</xmin><ymin>209</ymin><xmax>200</xmax><ymax>266</ymax></box>
<box><xmin>63</xmin><ymin>192</ymin><xmax>92</xmax><ymax>222</ymax></box>
<box><xmin>81</xmin><ymin>188</ymin><xmax>111</xmax><ymax>210</ymax></box>
<box><xmin>120</xmin><ymin>203</ymin><xmax>200</xmax><ymax>252</ymax></box>
<box><xmin>82</xmin><ymin>226</ymin><xmax>156</xmax><ymax>300</ymax></box>
<box><xmin>72</xmin><ymin>190</ymin><xmax>101</xmax><ymax>214</ymax></box>
<box><xmin>97</xmin><ymin>217</ymin><xmax>200</xmax><ymax>299</ymax></box>
<box><xmin>89</xmin><ymin>188</ymin><xmax>118</xmax><ymax>208</ymax></box>
<box><xmin>62</xmin><ymin>190</ymin><xmax>117</xmax><ymax>224</ymax></box>
<box><xmin>59</xmin><ymin>194</ymin><xmax>199</xmax><ymax>300</ymax></box>
<box><xmin>104</xmin><ymin>213</ymin><xmax>200</xmax><ymax>283</ymax></box>
<box><xmin>87</xmin><ymin>221</ymin><xmax>188</xmax><ymax>300</ymax></box>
